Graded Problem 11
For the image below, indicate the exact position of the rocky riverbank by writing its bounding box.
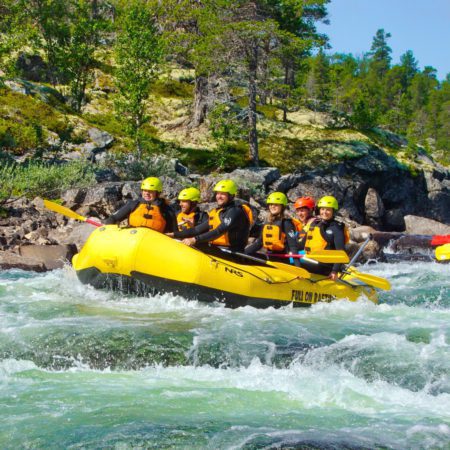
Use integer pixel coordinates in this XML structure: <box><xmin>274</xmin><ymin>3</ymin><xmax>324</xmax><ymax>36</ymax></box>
<box><xmin>1</xmin><ymin>151</ymin><xmax>449</xmax><ymax>272</ymax></box>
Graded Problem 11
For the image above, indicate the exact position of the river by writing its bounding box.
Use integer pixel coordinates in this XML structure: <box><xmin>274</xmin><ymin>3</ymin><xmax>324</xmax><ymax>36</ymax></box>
<box><xmin>1</xmin><ymin>261</ymin><xmax>449</xmax><ymax>449</ymax></box>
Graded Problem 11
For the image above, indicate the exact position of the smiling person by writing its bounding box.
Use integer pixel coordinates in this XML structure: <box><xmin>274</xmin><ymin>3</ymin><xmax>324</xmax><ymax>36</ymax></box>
<box><xmin>299</xmin><ymin>195</ymin><xmax>349</xmax><ymax>280</ymax></box>
<box><xmin>172</xmin><ymin>179</ymin><xmax>253</xmax><ymax>253</ymax></box>
<box><xmin>167</xmin><ymin>187</ymin><xmax>208</xmax><ymax>235</ymax></box>
<box><xmin>104</xmin><ymin>177</ymin><xmax>177</xmax><ymax>233</ymax></box>
<box><xmin>245</xmin><ymin>192</ymin><xmax>300</xmax><ymax>267</ymax></box>
<box><xmin>292</xmin><ymin>196</ymin><xmax>316</xmax><ymax>244</ymax></box>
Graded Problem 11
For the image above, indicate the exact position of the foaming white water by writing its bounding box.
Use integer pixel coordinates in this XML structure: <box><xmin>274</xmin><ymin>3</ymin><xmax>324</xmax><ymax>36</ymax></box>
<box><xmin>2</xmin><ymin>356</ymin><xmax>449</xmax><ymax>421</ymax></box>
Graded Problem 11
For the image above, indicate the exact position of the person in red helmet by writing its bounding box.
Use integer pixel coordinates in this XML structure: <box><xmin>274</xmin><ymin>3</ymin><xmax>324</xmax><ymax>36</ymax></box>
<box><xmin>292</xmin><ymin>196</ymin><xmax>316</xmax><ymax>244</ymax></box>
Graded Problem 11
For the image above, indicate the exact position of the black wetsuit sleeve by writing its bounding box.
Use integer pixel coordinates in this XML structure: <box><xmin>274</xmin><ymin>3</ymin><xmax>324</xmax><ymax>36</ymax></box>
<box><xmin>329</xmin><ymin>222</ymin><xmax>347</xmax><ymax>273</ymax></box>
<box><xmin>245</xmin><ymin>236</ymin><xmax>262</xmax><ymax>254</ymax></box>
<box><xmin>195</xmin><ymin>207</ymin><xmax>241</xmax><ymax>244</ymax></box>
<box><xmin>283</xmin><ymin>220</ymin><xmax>301</xmax><ymax>267</ymax></box>
<box><xmin>104</xmin><ymin>200</ymin><xmax>139</xmax><ymax>224</ymax></box>
<box><xmin>173</xmin><ymin>220</ymin><xmax>209</xmax><ymax>238</ymax></box>
<box><xmin>162</xmin><ymin>205</ymin><xmax>178</xmax><ymax>233</ymax></box>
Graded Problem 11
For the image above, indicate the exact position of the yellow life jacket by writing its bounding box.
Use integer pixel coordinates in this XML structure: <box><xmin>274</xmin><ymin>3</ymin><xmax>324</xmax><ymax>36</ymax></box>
<box><xmin>128</xmin><ymin>203</ymin><xmax>166</xmax><ymax>232</ymax></box>
<box><xmin>208</xmin><ymin>204</ymin><xmax>253</xmax><ymax>247</ymax></box>
<box><xmin>177</xmin><ymin>211</ymin><xmax>196</xmax><ymax>231</ymax></box>
<box><xmin>262</xmin><ymin>222</ymin><xmax>286</xmax><ymax>252</ymax></box>
<box><xmin>304</xmin><ymin>220</ymin><xmax>349</xmax><ymax>253</ymax></box>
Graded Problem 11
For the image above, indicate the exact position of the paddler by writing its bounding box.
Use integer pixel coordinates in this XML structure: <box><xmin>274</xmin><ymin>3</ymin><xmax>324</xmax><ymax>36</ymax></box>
<box><xmin>292</xmin><ymin>196</ymin><xmax>316</xmax><ymax>244</ymax></box>
<box><xmin>104</xmin><ymin>177</ymin><xmax>177</xmax><ymax>233</ymax></box>
<box><xmin>172</xmin><ymin>187</ymin><xmax>208</xmax><ymax>231</ymax></box>
<box><xmin>245</xmin><ymin>192</ymin><xmax>300</xmax><ymax>267</ymax></box>
<box><xmin>170</xmin><ymin>179</ymin><xmax>253</xmax><ymax>253</ymax></box>
<box><xmin>299</xmin><ymin>195</ymin><xmax>349</xmax><ymax>280</ymax></box>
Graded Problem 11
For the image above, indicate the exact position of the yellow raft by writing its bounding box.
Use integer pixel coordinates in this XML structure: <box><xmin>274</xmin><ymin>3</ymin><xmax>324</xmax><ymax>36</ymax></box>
<box><xmin>435</xmin><ymin>244</ymin><xmax>450</xmax><ymax>262</ymax></box>
<box><xmin>72</xmin><ymin>225</ymin><xmax>379</xmax><ymax>308</ymax></box>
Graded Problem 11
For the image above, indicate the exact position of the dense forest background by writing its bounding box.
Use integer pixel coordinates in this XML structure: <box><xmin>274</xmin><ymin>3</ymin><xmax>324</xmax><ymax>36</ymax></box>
<box><xmin>0</xmin><ymin>0</ymin><xmax>448</xmax><ymax>202</ymax></box>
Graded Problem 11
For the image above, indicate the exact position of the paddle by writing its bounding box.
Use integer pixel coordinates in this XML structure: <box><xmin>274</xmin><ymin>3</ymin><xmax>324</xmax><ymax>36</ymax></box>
<box><xmin>43</xmin><ymin>200</ymin><xmax>102</xmax><ymax>227</ymax></box>
<box><xmin>219</xmin><ymin>248</ymin><xmax>311</xmax><ymax>279</ymax></box>
<box><xmin>270</xmin><ymin>250</ymin><xmax>349</xmax><ymax>264</ymax></box>
<box><xmin>435</xmin><ymin>244</ymin><xmax>450</xmax><ymax>262</ymax></box>
<box><xmin>342</xmin><ymin>267</ymin><xmax>391</xmax><ymax>291</ymax></box>
<box><xmin>431</xmin><ymin>235</ymin><xmax>450</xmax><ymax>246</ymax></box>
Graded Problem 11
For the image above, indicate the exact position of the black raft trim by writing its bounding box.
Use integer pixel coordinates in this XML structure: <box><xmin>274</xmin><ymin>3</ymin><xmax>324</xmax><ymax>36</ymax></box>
<box><xmin>76</xmin><ymin>267</ymin><xmax>311</xmax><ymax>309</ymax></box>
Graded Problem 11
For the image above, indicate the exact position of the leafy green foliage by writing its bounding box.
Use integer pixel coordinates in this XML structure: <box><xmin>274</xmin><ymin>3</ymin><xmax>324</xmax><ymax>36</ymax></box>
<box><xmin>0</xmin><ymin>160</ymin><xmax>96</xmax><ymax>204</ymax></box>
<box><xmin>114</xmin><ymin>0</ymin><xmax>164</xmax><ymax>157</ymax></box>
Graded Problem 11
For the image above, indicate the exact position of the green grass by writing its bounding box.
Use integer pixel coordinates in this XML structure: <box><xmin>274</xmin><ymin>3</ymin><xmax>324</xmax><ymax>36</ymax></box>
<box><xmin>0</xmin><ymin>89</ymin><xmax>73</xmax><ymax>152</ymax></box>
<box><xmin>0</xmin><ymin>160</ymin><xmax>96</xmax><ymax>204</ymax></box>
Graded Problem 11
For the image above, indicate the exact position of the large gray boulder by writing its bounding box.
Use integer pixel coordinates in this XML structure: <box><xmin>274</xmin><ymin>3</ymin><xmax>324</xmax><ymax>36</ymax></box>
<box><xmin>404</xmin><ymin>215</ymin><xmax>450</xmax><ymax>235</ymax></box>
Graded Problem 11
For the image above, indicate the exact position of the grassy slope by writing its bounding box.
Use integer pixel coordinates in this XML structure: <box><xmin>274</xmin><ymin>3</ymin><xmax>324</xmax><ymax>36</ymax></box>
<box><xmin>0</xmin><ymin>65</ymin><xmax>447</xmax><ymax>174</ymax></box>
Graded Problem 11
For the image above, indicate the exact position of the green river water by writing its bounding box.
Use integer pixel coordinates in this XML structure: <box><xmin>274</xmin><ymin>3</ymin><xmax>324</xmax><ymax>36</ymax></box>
<box><xmin>1</xmin><ymin>261</ymin><xmax>449</xmax><ymax>449</ymax></box>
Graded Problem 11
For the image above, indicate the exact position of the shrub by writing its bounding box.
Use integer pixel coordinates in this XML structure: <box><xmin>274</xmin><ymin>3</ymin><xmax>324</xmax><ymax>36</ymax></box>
<box><xmin>0</xmin><ymin>160</ymin><xmax>96</xmax><ymax>204</ymax></box>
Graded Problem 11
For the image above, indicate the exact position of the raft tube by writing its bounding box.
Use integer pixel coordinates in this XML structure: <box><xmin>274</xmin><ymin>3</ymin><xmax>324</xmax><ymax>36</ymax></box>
<box><xmin>72</xmin><ymin>225</ymin><xmax>378</xmax><ymax>308</ymax></box>
<box><xmin>435</xmin><ymin>243</ymin><xmax>450</xmax><ymax>262</ymax></box>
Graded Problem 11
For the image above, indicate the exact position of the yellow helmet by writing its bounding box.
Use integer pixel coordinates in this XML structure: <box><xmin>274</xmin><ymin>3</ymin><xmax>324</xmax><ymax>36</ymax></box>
<box><xmin>213</xmin><ymin>179</ymin><xmax>238</xmax><ymax>196</ymax></box>
<box><xmin>141</xmin><ymin>177</ymin><xmax>163</xmax><ymax>192</ymax></box>
<box><xmin>178</xmin><ymin>187</ymin><xmax>201</xmax><ymax>202</ymax></box>
<box><xmin>266</xmin><ymin>192</ymin><xmax>288</xmax><ymax>206</ymax></box>
<box><xmin>317</xmin><ymin>195</ymin><xmax>338</xmax><ymax>210</ymax></box>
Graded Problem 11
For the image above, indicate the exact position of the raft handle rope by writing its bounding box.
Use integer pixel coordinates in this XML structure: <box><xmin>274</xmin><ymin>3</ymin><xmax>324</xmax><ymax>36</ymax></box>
<box><xmin>204</xmin><ymin>253</ymin><xmax>300</xmax><ymax>285</ymax></box>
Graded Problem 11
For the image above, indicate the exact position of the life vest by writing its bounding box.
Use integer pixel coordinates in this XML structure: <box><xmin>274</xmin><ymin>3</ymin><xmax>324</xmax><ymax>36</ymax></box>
<box><xmin>208</xmin><ymin>204</ymin><xmax>253</xmax><ymax>247</ymax></box>
<box><xmin>177</xmin><ymin>211</ymin><xmax>196</xmax><ymax>231</ymax></box>
<box><xmin>304</xmin><ymin>219</ymin><xmax>349</xmax><ymax>253</ymax></box>
<box><xmin>262</xmin><ymin>220</ymin><xmax>286</xmax><ymax>252</ymax></box>
<box><xmin>128</xmin><ymin>202</ymin><xmax>166</xmax><ymax>232</ymax></box>
<box><xmin>292</xmin><ymin>217</ymin><xmax>313</xmax><ymax>243</ymax></box>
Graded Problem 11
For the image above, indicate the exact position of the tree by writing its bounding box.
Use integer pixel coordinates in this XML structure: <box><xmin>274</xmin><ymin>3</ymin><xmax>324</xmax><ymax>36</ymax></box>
<box><xmin>114</xmin><ymin>0</ymin><xmax>164</xmax><ymax>159</ymax></box>
<box><xmin>368</xmin><ymin>28</ymin><xmax>392</xmax><ymax>78</ymax></box>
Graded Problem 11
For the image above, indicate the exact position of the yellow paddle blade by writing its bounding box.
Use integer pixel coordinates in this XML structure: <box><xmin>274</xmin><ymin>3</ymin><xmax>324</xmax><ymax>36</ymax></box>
<box><xmin>44</xmin><ymin>199</ymin><xmax>88</xmax><ymax>222</ymax></box>
<box><xmin>435</xmin><ymin>244</ymin><xmax>450</xmax><ymax>262</ymax></box>
<box><xmin>344</xmin><ymin>267</ymin><xmax>391</xmax><ymax>291</ymax></box>
<box><xmin>307</xmin><ymin>250</ymin><xmax>349</xmax><ymax>264</ymax></box>
<box><xmin>269</xmin><ymin>261</ymin><xmax>311</xmax><ymax>279</ymax></box>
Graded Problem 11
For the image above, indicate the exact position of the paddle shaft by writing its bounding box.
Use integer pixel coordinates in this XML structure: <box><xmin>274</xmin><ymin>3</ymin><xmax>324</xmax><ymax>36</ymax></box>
<box><xmin>44</xmin><ymin>200</ymin><xmax>102</xmax><ymax>227</ymax></box>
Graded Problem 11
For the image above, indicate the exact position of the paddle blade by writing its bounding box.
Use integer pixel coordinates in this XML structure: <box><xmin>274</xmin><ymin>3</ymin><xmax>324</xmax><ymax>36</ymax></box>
<box><xmin>435</xmin><ymin>244</ymin><xmax>450</xmax><ymax>262</ymax></box>
<box><xmin>308</xmin><ymin>250</ymin><xmax>349</xmax><ymax>264</ymax></box>
<box><xmin>44</xmin><ymin>200</ymin><xmax>101</xmax><ymax>227</ymax></box>
<box><xmin>344</xmin><ymin>267</ymin><xmax>391</xmax><ymax>291</ymax></box>
<box><xmin>431</xmin><ymin>235</ymin><xmax>450</xmax><ymax>246</ymax></box>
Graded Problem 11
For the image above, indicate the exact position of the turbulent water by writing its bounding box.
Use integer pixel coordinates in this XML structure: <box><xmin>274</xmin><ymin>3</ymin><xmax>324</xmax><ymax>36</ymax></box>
<box><xmin>1</xmin><ymin>262</ymin><xmax>449</xmax><ymax>449</ymax></box>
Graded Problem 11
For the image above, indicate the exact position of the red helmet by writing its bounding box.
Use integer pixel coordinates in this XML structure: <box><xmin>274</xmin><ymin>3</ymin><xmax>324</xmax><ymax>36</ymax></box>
<box><xmin>294</xmin><ymin>196</ymin><xmax>315</xmax><ymax>210</ymax></box>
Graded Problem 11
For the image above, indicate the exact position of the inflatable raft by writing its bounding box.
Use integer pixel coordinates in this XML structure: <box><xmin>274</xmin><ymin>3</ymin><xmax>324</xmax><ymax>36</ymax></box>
<box><xmin>72</xmin><ymin>225</ymin><xmax>379</xmax><ymax>308</ymax></box>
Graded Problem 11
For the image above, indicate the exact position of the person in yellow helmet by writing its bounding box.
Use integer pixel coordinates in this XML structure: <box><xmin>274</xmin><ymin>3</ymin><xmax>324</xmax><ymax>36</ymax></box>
<box><xmin>173</xmin><ymin>179</ymin><xmax>253</xmax><ymax>252</ymax></box>
<box><xmin>104</xmin><ymin>177</ymin><xmax>177</xmax><ymax>233</ymax></box>
<box><xmin>299</xmin><ymin>195</ymin><xmax>349</xmax><ymax>280</ymax></box>
<box><xmin>168</xmin><ymin>187</ymin><xmax>208</xmax><ymax>233</ymax></box>
<box><xmin>245</xmin><ymin>192</ymin><xmax>300</xmax><ymax>267</ymax></box>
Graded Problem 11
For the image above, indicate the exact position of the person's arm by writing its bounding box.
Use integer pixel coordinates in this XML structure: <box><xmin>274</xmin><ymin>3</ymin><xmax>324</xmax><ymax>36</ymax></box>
<box><xmin>283</xmin><ymin>220</ymin><xmax>301</xmax><ymax>267</ymax></box>
<box><xmin>104</xmin><ymin>200</ymin><xmax>138</xmax><ymax>225</ymax></box>
<box><xmin>162</xmin><ymin>205</ymin><xmax>178</xmax><ymax>233</ymax></box>
<box><xmin>194</xmin><ymin>207</ymin><xmax>241</xmax><ymax>244</ymax></box>
<box><xmin>244</xmin><ymin>236</ymin><xmax>262</xmax><ymax>255</ymax></box>
<box><xmin>330</xmin><ymin>222</ymin><xmax>347</xmax><ymax>275</ymax></box>
<box><xmin>173</xmin><ymin>220</ymin><xmax>209</xmax><ymax>238</ymax></box>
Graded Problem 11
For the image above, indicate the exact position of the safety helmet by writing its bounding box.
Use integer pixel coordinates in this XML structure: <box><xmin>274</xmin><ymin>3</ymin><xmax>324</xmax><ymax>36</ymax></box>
<box><xmin>141</xmin><ymin>177</ymin><xmax>163</xmax><ymax>192</ymax></box>
<box><xmin>317</xmin><ymin>195</ymin><xmax>338</xmax><ymax>210</ymax></box>
<box><xmin>266</xmin><ymin>192</ymin><xmax>288</xmax><ymax>206</ymax></box>
<box><xmin>178</xmin><ymin>187</ymin><xmax>201</xmax><ymax>202</ymax></box>
<box><xmin>294</xmin><ymin>196</ymin><xmax>315</xmax><ymax>210</ymax></box>
<box><xmin>213</xmin><ymin>179</ymin><xmax>238</xmax><ymax>196</ymax></box>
